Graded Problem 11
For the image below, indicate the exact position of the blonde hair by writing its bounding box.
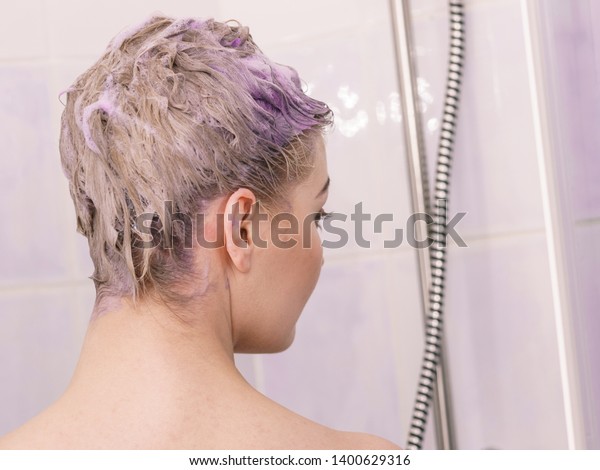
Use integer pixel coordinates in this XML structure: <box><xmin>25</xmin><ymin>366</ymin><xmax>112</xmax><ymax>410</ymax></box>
<box><xmin>59</xmin><ymin>15</ymin><xmax>333</xmax><ymax>315</ymax></box>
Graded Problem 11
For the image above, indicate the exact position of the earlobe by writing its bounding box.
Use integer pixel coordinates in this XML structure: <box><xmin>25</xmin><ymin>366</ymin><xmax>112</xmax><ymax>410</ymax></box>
<box><xmin>223</xmin><ymin>188</ymin><xmax>256</xmax><ymax>273</ymax></box>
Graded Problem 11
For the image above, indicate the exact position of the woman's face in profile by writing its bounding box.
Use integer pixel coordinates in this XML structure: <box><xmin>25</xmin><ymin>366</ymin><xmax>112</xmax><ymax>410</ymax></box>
<box><xmin>231</xmin><ymin>136</ymin><xmax>330</xmax><ymax>353</ymax></box>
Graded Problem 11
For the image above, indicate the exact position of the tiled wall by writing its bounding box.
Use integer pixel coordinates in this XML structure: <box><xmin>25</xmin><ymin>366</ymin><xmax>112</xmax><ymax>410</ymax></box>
<box><xmin>538</xmin><ymin>0</ymin><xmax>600</xmax><ymax>448</ymax></box>
<box><xmin>0</xmin><ymin>0</ymin><xmax>596</xmax><ymax>449</ymax></box>
<box><xmin>410</xmin><ymin>0</ymin><xmax>568</xmax><ymax>449</ymax></box>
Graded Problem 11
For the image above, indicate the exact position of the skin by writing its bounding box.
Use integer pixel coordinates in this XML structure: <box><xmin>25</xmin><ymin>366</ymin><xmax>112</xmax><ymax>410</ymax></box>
<box><xmin>0</xmin><ymin>137</ymin><xmax>400</xmax><ymax>450</ymax></box>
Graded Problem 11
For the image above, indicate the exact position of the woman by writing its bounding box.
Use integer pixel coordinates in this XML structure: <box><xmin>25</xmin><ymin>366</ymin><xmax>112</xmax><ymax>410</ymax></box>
<box><xmin>0</xmin><ymin>15</ymin><xmax>399</xmax><ymax>449</ymax></box>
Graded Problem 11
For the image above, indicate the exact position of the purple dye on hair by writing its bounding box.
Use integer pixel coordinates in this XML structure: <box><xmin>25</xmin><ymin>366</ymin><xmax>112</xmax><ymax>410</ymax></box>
<box><xmin>188</xmin><ymin>19</ymin><xmax>207</xmax><ymax>31</ymax></box>
<box><xmin>133</xmin><ymin>16</ymin><xmax>327</xmax><ymax>147</ymax></box>
<box><xmin>143</xmin><ymin>16</ymin><xmax>330</xmax><ymax>147</ymax></box>
<box><xmin>71</xmin><ymin>15</ymin><xmax>331</xmax><ymax>156</ymax></box>
<box><xmin>234</xmin><ymin>53</ymin><xmax>326</xmax><ymax>146</ymax></box>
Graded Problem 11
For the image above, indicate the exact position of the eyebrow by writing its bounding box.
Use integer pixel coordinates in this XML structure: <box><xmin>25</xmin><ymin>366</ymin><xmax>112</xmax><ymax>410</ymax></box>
<box><xmin>316</xmin><ymin>176</ymin><xmax>330</xmax><ymax>198</ymax></box>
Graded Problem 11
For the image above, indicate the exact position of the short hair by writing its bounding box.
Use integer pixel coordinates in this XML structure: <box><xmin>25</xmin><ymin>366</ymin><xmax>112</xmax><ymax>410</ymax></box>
<box><xmin>59</xmin><ymin>15</ymin><xmax>334</xmax><ymax>315</ymax></box>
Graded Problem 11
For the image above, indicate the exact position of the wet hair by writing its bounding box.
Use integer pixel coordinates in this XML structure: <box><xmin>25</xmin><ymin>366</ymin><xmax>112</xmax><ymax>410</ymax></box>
<box><xmin>59</xmin><ymin>15</ymin><xmax>333</xmax><ymax>316</ymax></box>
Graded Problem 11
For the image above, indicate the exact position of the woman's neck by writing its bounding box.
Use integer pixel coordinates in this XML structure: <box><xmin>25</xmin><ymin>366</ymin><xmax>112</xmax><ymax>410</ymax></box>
<box><xmin>57</xmin><ymin>295</ymin><xmax>252</xmax><ymax>440</ymax></box>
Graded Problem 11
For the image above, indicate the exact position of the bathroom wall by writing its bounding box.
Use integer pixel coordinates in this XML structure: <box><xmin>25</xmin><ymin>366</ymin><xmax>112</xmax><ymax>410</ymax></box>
<box><xmin>537</xmin><ymin>0</ymin><xmax>600</xmax><ymax>448</ymax></box>
<box><xmin>0</xmin><ymin>0</ymin><xmax>596</xmax><ymax>449</ymax></box>
<box><xmin>408</xmin><ymin>0</ymin><xmax>569</xmax><ymax>449</ymax></box>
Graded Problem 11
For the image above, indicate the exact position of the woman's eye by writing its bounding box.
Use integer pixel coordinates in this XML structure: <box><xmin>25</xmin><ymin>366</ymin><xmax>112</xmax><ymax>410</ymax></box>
<box><xmin>314</xmin><ymin>209</ymin><xmax>333</xmax><ymax>229</ymax></box>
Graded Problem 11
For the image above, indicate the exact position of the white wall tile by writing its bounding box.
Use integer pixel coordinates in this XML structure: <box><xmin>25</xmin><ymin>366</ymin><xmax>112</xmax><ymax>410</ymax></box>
<box><xmin>0</xmin><ymin>286</ymin><xmax>88</xmax><ymax>436</ymax></box>
<box><xmin>0</xmin><ymin>0</ymin><xmax>47</xmax><ymax>60</ymax></box>
<box><xmin>217</xmin><ymin>0</ymin><xmax>366</xmax><ymax>50</ymax></box>
<box><xmin>444</xmin><ymin>233</ymin><xmax>569</xmax><ymax>449</ymax></box>
<box><xmin>385</xmin><ymin>249</ymin><xmax>438</xmax><ymax>449</ymax></box>
<box><xmin>45</xmin><ymin>0</ymin><xmax>220</xmax><ymax>59</ymax></box>
<box><xmin>412</xmin><ymin>0</ymin><xmax>546</xmax><ymax>238</ymax></box>
<box><xmin>409</xmin><ymin>0</ymin><xmax>447</xmax><ymax>17</ymax></box>
<box><xmin>76</xmin><ymin>281</ymin><xmax>96</xmax><ymax>328</ymax></box>
<box><xmin>0</xmin><ymin>65</ymin><xmax>73</xmax><ymax>285</ymax></box>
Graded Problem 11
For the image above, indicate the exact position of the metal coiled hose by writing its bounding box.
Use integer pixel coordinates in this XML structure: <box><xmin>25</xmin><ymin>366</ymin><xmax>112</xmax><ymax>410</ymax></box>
<box><xmin>406</xmin><ymin>0</ymin><xmax>465</xmax><ymax>450</ymax></box>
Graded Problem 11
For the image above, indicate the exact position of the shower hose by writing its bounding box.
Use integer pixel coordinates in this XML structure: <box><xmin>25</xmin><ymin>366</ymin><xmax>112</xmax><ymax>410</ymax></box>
<box><xmin>406</xmin><ymin>0</ymin><xmax>465</xmax><ymax>450</ymax></box>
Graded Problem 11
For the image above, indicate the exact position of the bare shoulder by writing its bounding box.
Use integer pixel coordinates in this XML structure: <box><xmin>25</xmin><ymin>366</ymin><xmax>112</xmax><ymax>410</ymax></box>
<box><xmin>0</xmin><ymin>433</ymin><xmax>10</xmax><ymax>449</ymax></box>
<box><xmin>0</xmin><ymin>428</ymin><xmax>29</xmax><ymax>450</ymax></box>
<box><xmin>254</xmin><ymin>394</ymin><xmax>401</xmax><ymax>450</ymax></box>
<box><xmin>248</xmin><ymin>391</ymin><xmax>402</xmax><ymax>450</ymax></box>
<box><xmin>334</xmin><ymin>431</ymin><xmax>402</xmax><ymax>450</ymax></box>
<box><xmin>0</xmin><ymin>407</ymin><xmax>61</xmax><ymax>449</ymax></box>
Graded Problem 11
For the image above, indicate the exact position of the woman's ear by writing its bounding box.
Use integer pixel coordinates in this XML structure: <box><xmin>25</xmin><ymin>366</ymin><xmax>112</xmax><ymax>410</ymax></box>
<box><xmin>223</xmin><ymin>188</ymin><xmax>258</xmax><ymax>273</ymax></box>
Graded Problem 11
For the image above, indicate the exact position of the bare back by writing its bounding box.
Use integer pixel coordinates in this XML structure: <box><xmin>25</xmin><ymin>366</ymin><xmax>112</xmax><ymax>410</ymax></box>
<box><xmin>0</xmin><ymin>386</ymin><xmax>399</xmax><ymax>450</ymax></box>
